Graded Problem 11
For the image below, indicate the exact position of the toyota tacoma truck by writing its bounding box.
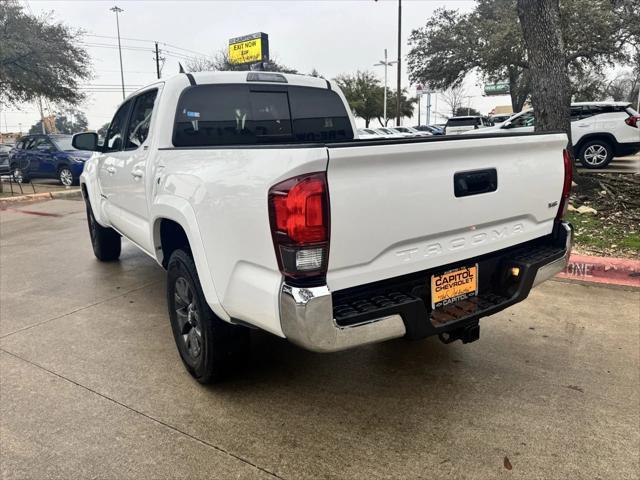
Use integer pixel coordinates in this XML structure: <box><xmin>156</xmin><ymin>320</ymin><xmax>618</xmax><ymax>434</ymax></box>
<box><xmin>73</xmin><ymin>71</ymin><xmax>573</xmax><ymax>383</ymax></box>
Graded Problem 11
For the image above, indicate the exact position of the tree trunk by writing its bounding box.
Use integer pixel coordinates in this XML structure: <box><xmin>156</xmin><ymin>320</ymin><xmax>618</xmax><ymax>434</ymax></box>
<box><xmin>517</xmin><ymin>0</ymin><xmax>571</xmax><ymax>148</ymax></box>
<box><xmin>508</xmin><ymin>68</ymin><xmax>531</xmax><ymax>113</ymax></box>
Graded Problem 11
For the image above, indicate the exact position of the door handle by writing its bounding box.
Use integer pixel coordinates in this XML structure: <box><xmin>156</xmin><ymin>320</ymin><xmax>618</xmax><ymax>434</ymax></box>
<box><xmin>106</xmin><ymin>166</ymin><xmax>116</xmax><ymax>175</ymax></box>
<box><xmin>131</xmin><ymin>169</ymin><xmax>143</xmax><ymax>179</ymax></box>
<box><xmin>454</xmin><ymin>169</ymin><xmax>498</xmax><ymax>197</ymax></box>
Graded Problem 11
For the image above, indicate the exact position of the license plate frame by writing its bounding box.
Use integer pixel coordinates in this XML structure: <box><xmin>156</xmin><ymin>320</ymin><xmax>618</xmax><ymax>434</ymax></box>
<box><xmin>430</xmin><ymin>264</ymin><xmax>478</xmax><ymax>309</ymax></box>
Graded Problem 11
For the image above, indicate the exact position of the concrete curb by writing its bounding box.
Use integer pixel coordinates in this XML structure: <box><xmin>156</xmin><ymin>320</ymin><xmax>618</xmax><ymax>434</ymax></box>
<box><xmin>558</xmin><ymin>253</ymin><xmax>640</xmax><ymax>288</ymax></box>
<box><xmin>0</xmin><ymin>189</ymin><xmax>81</xmax><ymax>207</ymax></box>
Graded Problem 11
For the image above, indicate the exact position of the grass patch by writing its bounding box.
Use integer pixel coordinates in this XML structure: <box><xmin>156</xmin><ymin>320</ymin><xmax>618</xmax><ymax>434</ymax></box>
<box><xmin>566</xmin><ymin>210</ymin><xmax>639</xmax><ymax>257</ymax></box>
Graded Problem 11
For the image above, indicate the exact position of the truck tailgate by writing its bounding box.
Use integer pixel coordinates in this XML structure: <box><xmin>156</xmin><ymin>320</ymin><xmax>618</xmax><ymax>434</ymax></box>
<box><xmin>326</xmin><ymin>133</ymin><xmax>567</xmax><ymax>292</ymax></box>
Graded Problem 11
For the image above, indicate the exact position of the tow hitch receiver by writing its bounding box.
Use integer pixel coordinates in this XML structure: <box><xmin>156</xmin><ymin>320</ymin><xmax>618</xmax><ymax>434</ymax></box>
<box><xmin>438</xmin><ymin>323</ymin><xmax>480</xmax><ymax>344</ymax></box>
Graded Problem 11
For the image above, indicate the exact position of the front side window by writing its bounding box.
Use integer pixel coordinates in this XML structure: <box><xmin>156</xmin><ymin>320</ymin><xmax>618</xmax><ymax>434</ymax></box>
<box><xmin>30</xmin><ymin>137</ymin><xmax>54</xmax><ymax>151</ymax></box>
<box><xmin>509</xmin><ymin>111</ymin><xmax>535</xmax><ymax>128</ymax></box>
<box><xmin>125</xmin><ymin>90</ymin><xmax>158</xmax><ymax>150</ymax></box>
<box><xmin>173</xmin><ymin>84</ymin><xmax>353</xmax><ymax>147</ymax></box>
<box><xmin>104</xmin><ymin>101</ymin><xmax>132</xmax><ymax>152</ymax></box>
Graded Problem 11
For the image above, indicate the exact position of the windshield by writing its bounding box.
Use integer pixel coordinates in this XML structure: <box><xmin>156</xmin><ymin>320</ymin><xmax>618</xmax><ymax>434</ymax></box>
<box><xmin>51</xmin><ymin>136</ymin><xmax>75</xmax><ymax>151</ymax></box>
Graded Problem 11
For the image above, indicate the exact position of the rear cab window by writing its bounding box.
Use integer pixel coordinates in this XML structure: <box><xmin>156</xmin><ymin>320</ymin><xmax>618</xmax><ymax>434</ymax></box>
<box><xmin>173</xmin><ymin>84</ymin><xmax>353</xmax><ymax>147</ymax></box>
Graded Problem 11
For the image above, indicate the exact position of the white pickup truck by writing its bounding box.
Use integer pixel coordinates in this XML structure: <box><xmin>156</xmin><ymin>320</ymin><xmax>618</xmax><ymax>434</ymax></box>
<box><xmin>73</xmin><ymin>71</ymin><xmax>573</xmax><ymax>383</ymax></box>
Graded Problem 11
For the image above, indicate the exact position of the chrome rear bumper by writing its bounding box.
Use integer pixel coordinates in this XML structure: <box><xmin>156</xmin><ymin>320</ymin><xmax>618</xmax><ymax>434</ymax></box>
<box><xmin>279</xmin><ymin>284</ymin><xmax>406</xmax><ymax>353</ymax></box>
<box><xmin>532</xmin><ymin>222</ymin><xmax>573</xmax><ymax>288</ymax></box>
<box><xmin>279</xmin><ymin>222</ymin><xmax>572</xmax><ymax>353</ymax></box>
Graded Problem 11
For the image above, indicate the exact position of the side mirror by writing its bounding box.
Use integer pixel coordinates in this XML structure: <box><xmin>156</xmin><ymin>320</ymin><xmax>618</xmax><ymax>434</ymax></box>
<box><xmin>501</xmin><ymin>121</ymin><xmax>512</xmax><ymax>129</ymax></box>
<box><xmin>72</xmin><ymin>132</ymin><xmax>101</xmax><ymax>151</ymax></box>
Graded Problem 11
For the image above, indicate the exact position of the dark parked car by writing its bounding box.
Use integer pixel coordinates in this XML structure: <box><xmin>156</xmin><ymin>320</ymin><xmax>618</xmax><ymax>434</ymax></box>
<box><xmin>9</xmin><ymin>134</ymin><xmax>92</xmax><ymax>186</ymax></box>
<box><xmin>0</xmin><ymin>143</ymin><xmax>14</xmax><ymax>175</ymax></box>
<box><xmin>413</xmin><ymin>125</ymin><xmax>445</xmax><ymax>135</ymax></box>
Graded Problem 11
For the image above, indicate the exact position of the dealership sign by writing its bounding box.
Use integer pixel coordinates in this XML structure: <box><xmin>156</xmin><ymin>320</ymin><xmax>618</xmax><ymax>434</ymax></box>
<box><xmin>484</xmin><ymin>81</ymin><xmax>510</xmax><ymax>96</ymax></box>
<box><xmin>228</xmin><ymin>32</ymin><xmax>269</xmax><ymax>65</ymax></box>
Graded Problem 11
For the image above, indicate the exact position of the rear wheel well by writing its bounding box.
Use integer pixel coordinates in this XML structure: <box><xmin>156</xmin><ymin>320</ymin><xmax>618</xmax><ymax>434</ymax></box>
<box><xmin>159</xmin><ymin>219</ymin><xmax>191</xmax><ymax>268</ymax></box>
<box><xmin>575</xmin><ymin>134</ymin><xmax>616</xmax><ymax>155</ymax></box>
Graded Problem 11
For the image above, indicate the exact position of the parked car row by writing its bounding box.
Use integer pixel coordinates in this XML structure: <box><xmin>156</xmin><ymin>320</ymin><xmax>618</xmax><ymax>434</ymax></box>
<box><xmin>2</xmin><ymin>134</ymin><xmax>92</xmax><ymax>185</ymax></box>
<box><xmin>357</xmin><ymin>124</ymin><xmax>443</xmax><ymax>140</ymax></box>
<box><xmin>0</xmin><ymin>143</ymin><xmax>14</xmax><ymax>175</ymax></box>
<box><xmin>463</xmin><ymin>102</ymin><xmax>640</xmax><ymax>169</ymax></box>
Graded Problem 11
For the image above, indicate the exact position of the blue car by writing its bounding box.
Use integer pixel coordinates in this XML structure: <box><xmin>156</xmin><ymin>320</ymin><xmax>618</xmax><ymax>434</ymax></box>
<box><xmin>9</xmin><ymin>134</ymin><xmax>92</xmax><ymax>186</ymax></box>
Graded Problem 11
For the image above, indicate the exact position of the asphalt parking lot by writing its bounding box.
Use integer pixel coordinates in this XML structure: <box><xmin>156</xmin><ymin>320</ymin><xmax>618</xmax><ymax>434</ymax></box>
<box><xmin>1</xmin><ymin>199</ymin><xmax>639</xmax><ymax>479</ymax></box>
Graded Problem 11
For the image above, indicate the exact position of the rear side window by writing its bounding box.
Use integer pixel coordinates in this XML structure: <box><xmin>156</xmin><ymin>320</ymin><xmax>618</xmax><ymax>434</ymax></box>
<box><xmin>173</xmin><ymin>84</ymin><xmax>353</xmax><ymax>147</ymax></box>
<box><xmin>581</xmin><ymin>104</ymin><xmax>628</xmax><ymax>117</ymax></box>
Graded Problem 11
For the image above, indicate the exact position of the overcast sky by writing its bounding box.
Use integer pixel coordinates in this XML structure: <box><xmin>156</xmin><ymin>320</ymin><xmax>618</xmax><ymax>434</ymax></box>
<box><xmin>4</xmin><ymin>0</ymin><xmax>514</xmax><ymax>132</ymax></box>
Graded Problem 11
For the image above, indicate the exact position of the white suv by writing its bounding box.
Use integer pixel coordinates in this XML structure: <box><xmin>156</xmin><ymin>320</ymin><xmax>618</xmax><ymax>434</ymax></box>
<box><xmin>469</xmin><ymin>102</ymin><xmax>640</xmax><ymax>169</ymax></box>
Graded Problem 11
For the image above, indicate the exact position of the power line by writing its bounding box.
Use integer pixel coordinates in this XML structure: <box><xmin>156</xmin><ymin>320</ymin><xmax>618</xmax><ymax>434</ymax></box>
<box><xmin>84</xmin><ymin>33</ymin><xmax>214</xmax><ymax>59</ymax></box>
<box><xmin>79</xmin><ymin>42</ymin><xmax>200</xmax><ymax>63</ymax></box>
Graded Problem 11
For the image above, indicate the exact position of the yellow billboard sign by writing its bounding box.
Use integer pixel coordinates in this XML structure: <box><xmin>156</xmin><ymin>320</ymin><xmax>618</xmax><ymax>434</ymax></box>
<box><xmin>228</xmin><ymin>32</ymin><xmax>269</xmax><ymax>65</ymax></box>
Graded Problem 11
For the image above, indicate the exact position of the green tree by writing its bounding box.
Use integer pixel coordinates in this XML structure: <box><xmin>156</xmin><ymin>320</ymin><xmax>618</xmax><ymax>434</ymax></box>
<box><xmin>377</xmin><ymin>89</ymin><xmax>418</xmax><ymax>126</ymax></box>
<box><xmin>453</xmin><ymin>107</ymin><xmax>482</xmax><ymax>117</ymax></box>
<box><xmin>334</xmin><ymin>71</ymin><xmax>383</xmax><ymax>128</ymax></box>
<box><xmin>605</xmin><ymin>69</ymin><xmax>639</xmax><ymax>103</ymax></box>
<box><xmin>29</xmin><ymin>109</ymin><xmax>89</xmax><ymax>134</ymax></box>
<box><xmin>0</xmin><ymin>2</ymin><xmax>91</xmax><ymax>107</ymax></box>
<box><xmin>408</xmin><ymin>0</ymin><xmax>633</xmax><ymax>113</ymax></box>
<box><xmin>186</xmin><ymin>50</ymin><xmax>298</xmax><ymax>73</ymax></box>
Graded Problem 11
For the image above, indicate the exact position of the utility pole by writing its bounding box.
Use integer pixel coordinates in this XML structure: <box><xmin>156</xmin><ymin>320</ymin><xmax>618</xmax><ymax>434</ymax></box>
<box><xmin>374</xmin><ymin>49</ymin><xmax>397</xmax><ymax>127</ymax></box>
<box><xmin>110</xmin><ymin>6</ymin><xmax>125</xmax><ymax>100</ymax></box>
<box><xmin>396</xmin><ymin>0</ymin><xmax>402</xmax><ymax>126</ymax></box>
<box><xmin>154</xmin><ymin>42</ymin><xmax>161</xmax><ymax>79</ymax></box>
<box><xmin>466</xmin><ymin>96</ymin><xmax>473</xmax><ymax>116</ymax></box>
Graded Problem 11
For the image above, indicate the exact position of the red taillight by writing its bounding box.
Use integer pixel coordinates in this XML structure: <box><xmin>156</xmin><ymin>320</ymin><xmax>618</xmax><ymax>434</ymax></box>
<box><xmin>269</xmin><ymin>172</ymin><xmax>329</xmax><ymax>281</ymax></box>
<box><xmin>556</xmin><ymin>149</ymin><xmax>573</xmax><ymax>220</ymax></box>
<box><xmin>625</xmin><ymin>115</ymin><xmax>639</xmax><ymax>128</ymax></box>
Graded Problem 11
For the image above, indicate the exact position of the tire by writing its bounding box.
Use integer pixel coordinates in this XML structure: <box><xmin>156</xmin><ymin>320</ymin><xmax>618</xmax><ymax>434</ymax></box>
<box><xmin>578</xmin><ymin>140</ymin><xmax>613</xmax><ymax>169</ymax></box>
<box><xmin>11</xmin><ymin>165</ymin><xmax>29</xmax><ymax>183</ymax></box>
<box><xmin>167</xmin><ymin>249</ymin><xmax>249</xmax><ymax>384</ymax></box>
<box><xmin>59</xmin><ymin>166</ymin><xmax>77</xmax><ymax>186</ymax></box>
<box><xmin>86</xmin><ymin>201</ymin><xmax>121</xmax><ymax>261</ymax></box>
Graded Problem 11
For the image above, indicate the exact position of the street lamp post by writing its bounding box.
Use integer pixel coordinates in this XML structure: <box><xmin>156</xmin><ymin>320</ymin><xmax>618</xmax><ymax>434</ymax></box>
<box><xmin>395</xmin><ymin>0</ymin><xmax>401</xmax><ymax>126</ymax></box>
<box><xmin>110</xmin><ymin>6</ymin><xmax>125</xmax><ymax>100</ymax></box>
<box><xmin>374</xmin><ymin>49</ymin><xmax>397</xmax><ymax>127</ymax></box>
<box><xmin>374</xmin><ymin>0</ymin><xmax>402</xmax><ymax>125</ymax></box>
